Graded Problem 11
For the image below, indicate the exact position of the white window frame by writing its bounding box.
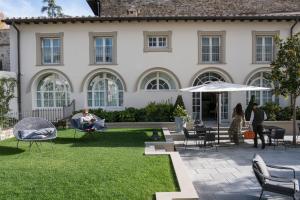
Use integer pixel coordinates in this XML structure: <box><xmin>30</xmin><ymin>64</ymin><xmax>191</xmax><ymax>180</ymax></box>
<box><xmin>148</xmin><ymin>36</ymin><xmax>168</xmax><ymax>48</ymax></box>
<box><xmin>87</xmin><ymin>73</ymin><xmax>124</xmax><ymax>109</ymax></box>
<box><xmin>201</xmin><ymin>36</ymin><xmax>221</xmax><ymax>63</ymax></box>
<box><xmin>89</xmin><ymin>32</ymin><xmax>117</xmax><ymax>65</ymax></box>
<box><xmin>256</xmin><ymin>36</ymin><xmax>274</xmax><ymax>63</ymax></box>
<box><xmin>42</xmin><ymin>38</ymin><xmax>61</xmax><ymax>65</ymax></box>
<box><xmin>36</xmin><ymin>74</ymin><xmax>70</xmax><ymax>108</ymax></box>
<box><xmin>94</xmin><ymin>37</ymin><xmax>113</xmax><ymax>64</ymax></box>
<box><xmin>246</xmin><ymin>72</ymin><xmax>278</xmax><ymax>106</ymax></box>
<box><xmin>252</xmin><ymin>31</ymin><xmax>279</xmax><ymax>64</ymax></box>
<box><xmin>145</xmin><ymin>73</ymin><xmax>171</xmax><ymax>91</ymax></box>
<box><xmin>143</xmin><ymin>31</ymin><xmax>172</xmax><ymax>52</ymax></box>
<box><xmin>36</xmin><ymin>32</ymin><xmax>64</xmax><ymax>66</ymax></box>
<box><xmin>140</xmin><ymin>71</ymin><xmax>177</xmax><ymax>91</ymax></box>
<box><xmin>198</xmin><ymin>31</ymin><xmax>226</xmax><ymax>64</ymax></box>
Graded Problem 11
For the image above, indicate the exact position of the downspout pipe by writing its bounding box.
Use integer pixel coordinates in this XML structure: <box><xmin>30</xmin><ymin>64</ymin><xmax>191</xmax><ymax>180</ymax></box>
<box><xmin>11</xmin><ymin>23</ymin><xmax>22</xmax><ymax>119</ymax></box>
<box><xmin>290</xmin><ymin>18</ymin><xmax>299</xmax><ymax>37</ymax></box>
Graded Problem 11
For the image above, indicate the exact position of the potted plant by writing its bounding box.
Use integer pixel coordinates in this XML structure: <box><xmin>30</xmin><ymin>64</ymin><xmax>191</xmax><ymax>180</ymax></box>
<box><xmin>173</xmin><ymin>105</ymin><xmax>190</xmax><ymax>132</ymax></box>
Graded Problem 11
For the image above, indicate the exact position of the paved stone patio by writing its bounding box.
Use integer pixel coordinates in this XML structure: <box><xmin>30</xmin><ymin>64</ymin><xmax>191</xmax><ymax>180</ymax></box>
<box><xmin>178</xmin><ymin>140</ymin><xmax>300</xmax><ymax>200</ymax></box>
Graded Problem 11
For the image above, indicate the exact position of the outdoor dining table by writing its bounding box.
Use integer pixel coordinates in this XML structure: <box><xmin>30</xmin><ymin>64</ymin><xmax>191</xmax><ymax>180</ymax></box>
<box><xmin>263</xmin><ymin>125</ymin><xmax>283</xmax><ymax>146</ymax></box>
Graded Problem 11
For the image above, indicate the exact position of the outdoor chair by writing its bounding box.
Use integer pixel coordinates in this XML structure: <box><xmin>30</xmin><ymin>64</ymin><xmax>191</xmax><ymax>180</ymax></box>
<box><xmin>195</xmin><ymin>124</ymin><xmax>206</xmax><ymax>138</ymax></box>
<box><xmin>71</xmin><ymin>113</ymin><xmax>106</xmax><ymax>138</ymax></box>
<box><xmin>203</xmin><ymin>132</ymin><xmax>218</xmax><ymax>151</ymax></box>
<box><xmin>183</xmin><ymin>127</ymin><xmax>199</xmax><ymax>149</ymax></box>
<box><xmin>13</xmin><ymin>117</ymin><xmax>57</xmax><ymax>150</ymax></box>
<box><xmin>269</xmin><ymin>129</ymin><xmax>286</xmax><ymax>149</ymax></box>
<box><xmin>252</xmin><ymin>154</ymin><xmax>299</xmax><ymax>200</ymax></box>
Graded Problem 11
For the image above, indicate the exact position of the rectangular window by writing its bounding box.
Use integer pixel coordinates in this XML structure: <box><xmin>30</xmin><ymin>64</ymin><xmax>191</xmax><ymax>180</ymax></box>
<box><xmin>89</xmin><ymin>32</ymin><xmax>117</xmax><ymax>65</ymax></box>
<box><xmin>256</xmin><ymin>36</ymin><xmax>274</xmax><ymax>62</ymax></box>
<box><xmin>252</xmin><ymin>31</ymin><xmax>279</xmax><ymax>64</ymax></box>
<box><xmin>198</xmin><ymin>31</ymin><xmax>226</xmax><ymax>64</ymax></box>
<box><xmin>143</xmin><ymin>31</ymin><xmax>172</xmax><ymax>52</ymax></box>
<box><xmin>201</xmin><ymin>36</ymin><xmax>220</xmax><ymax>63</ymax></box>
<box><xmin>42</xmin><ymin>38</ymin><xmax>61</xmax><ymax>64</ymax></box>
<box><xmin>148</xmin><ymin>36</ymin><xmax>167</xmax><ymax>48</ymax></box>
<box><xmin>95</xmin><ymin>37</ymin><xmax>113</xmax><ymax>63</ymax></box>
<box><xmin>36</xmin><ymin>32</ymin><xmax>63</xmax><ymax>66</ymax></box>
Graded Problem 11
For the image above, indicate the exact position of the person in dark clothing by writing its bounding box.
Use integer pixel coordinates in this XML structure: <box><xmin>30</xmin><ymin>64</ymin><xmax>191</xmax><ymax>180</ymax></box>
<box><xmin>250</xmin><ymin>103</ymin><xmax>267</xmax><ymax>149</ymax></box>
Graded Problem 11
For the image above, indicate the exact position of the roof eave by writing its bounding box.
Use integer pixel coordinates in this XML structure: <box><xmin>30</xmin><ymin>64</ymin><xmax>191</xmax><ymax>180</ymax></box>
<box><xmin>3</xmin><ymin>15</ymin><xmax>300</xmax><ymax>25</ymax></box>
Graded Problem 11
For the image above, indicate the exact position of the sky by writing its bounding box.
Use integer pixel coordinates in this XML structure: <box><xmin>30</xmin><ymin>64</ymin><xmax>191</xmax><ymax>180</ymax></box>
<box><xmin>0</xmin><ymin>0</ymin><xmax>93</xmax><ymax>18</ymax></box>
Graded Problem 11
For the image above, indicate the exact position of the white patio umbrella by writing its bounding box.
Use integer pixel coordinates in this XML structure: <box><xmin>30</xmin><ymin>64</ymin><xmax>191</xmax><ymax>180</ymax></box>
<box><xmin>180</xmin><ymin>81</ymin><xmax>272</xmax><ymax>144</ymax></box>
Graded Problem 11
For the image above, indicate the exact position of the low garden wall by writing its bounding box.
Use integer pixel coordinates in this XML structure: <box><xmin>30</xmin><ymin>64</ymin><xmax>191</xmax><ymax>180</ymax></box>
<box><xmin>107</xmin><ymin>120</ymin><xmax>300</xmax><ymax>135</ymax></box>
<box><xmin>263</xmin><ymin>120</ymin><xmax>300</xmax><ymax>135</ymax></box>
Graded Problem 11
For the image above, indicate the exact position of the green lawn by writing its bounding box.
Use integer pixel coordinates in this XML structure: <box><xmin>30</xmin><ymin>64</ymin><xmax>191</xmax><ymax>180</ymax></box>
<box><xmin>0</xmin><ymin>128</ymin><xmax>179</xmax><ymax>200</ymax></box>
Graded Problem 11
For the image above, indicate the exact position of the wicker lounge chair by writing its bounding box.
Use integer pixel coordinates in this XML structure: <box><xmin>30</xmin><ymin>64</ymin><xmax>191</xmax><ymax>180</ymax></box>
<box><xmin>13</xmin><ymin>117</ymin><xmax>57</xmax><ymax>150</ymax></box>
<box><xmin>70</xmin><ymin>113</ymin><xmax>106</xmax><ymax>138</ymax></box>
<box><xmin>252</xmin><ymin>154</ymin><xmax>299</xmax><ymax>200</ymax></box>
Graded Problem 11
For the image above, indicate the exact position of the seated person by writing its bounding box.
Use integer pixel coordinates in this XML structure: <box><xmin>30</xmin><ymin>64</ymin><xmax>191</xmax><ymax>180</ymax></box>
<box><xmin>80</xmin><ymin>109</ymin><xmax>96</xmax><ymax>131</ymax></box>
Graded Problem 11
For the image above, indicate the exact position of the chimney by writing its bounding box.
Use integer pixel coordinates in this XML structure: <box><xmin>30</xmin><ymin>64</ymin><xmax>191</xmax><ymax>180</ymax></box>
<box><xmin>97</xmin><ymin>0</ymin><xmax>101</xmax><ymax>16</ymax></box>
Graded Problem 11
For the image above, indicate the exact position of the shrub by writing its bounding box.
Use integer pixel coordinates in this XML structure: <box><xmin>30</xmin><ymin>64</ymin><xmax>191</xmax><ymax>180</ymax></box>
<box><xmin>261</xmin><ymin>102</ymin><xmax>281</xmax><ymax>121</ymax></box>
<box><xmin>75</xmin><ymin>102</ymin><xmax>174</xmax><ymax>122</ymax></box>
<box><xmin>144</xmin><ymin>102</ymin><xmax>173</xmax><ymax>122</ymax></box>
<box><xmin>277</xmin><ymin>107</ymin><xmax>292</xmax><ymax>121</ymax></box>
<box><xmin>245</xmin><ymin>95</ymin><xmax>255</xmax><ymax>121</ymax></box>
<box><xmin>174</xmin><ymin>95</ymin><xmax>185</xmax><ymax>110</ymax></box>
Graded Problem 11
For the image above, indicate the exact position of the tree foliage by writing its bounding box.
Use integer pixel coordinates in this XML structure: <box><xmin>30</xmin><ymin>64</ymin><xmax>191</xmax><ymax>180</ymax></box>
<box><xmin>0</xmin><ymin>77</ymin><xmax>16</xmax><ymax>115</ymax></box>
<box><xmin>41</xmin><ymin>0</ymin><xmax>63</xmax><ymax>17</ymax></box>
<box><xmin>245</xmin><ymin>95</ymin><xmax>255</xmax><ymax>121</ymax></box>
<box><xmin>270</xmin><ymin>33</ymin><xmax>300</xmax><ymax>144</ymax></box>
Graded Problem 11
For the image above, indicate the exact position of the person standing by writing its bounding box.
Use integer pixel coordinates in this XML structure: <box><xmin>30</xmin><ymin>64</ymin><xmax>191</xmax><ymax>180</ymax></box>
<box><xmin>249</xmin><ymin>103</ymin><xmax>267</xmax><ymax>149</ymax></box>
<box><xmin>228</xmin><ymin>103</ymin><xmax>246</xmax><ymax>145</ymax></box>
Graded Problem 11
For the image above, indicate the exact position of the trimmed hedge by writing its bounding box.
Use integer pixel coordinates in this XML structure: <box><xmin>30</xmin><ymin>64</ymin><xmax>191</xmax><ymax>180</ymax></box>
<box><xmin>76</xmin><ymin>102</ymin><xmax>174</xmax><ymax>122</ymax></box>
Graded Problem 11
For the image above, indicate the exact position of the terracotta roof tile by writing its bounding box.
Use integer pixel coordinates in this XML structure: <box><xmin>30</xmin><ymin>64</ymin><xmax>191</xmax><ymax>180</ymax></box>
<box><xmin>89</xmin><ymin>0</ymin><xmax>300</xmax><ymax>17</ymax></box>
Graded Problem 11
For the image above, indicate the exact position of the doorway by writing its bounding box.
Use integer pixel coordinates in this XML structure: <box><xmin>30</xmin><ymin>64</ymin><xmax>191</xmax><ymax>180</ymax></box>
<box><xmin>202</xmin><ymin>93</ymin><xmax>217</xmax><ymax>121</ymax></box>
<box><xmin>192</xmin><ymin>72</ymin><xmax>229</xmax><ymax>122</ymax></box>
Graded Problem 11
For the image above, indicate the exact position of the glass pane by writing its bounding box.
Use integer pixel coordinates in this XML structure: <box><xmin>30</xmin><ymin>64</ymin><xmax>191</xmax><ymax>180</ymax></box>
<box><xmin>95</xmin><ymin>38</ymin><xmax>103</xmax><ymax>47</ymax></box>
<box><xmin>212</xmin><ymin>53</ymin><xmax>219</xmax><ymax>62</ymax></box>
<box><xmin>212</xmin><ymin>37</ymin><xmax>219</xmax><ymax>46</ymax></box>
<box><xmin>53</xmin><ymin>46</ymin><xmax>61</xmax><ymax>64</ymax></box>
<box><xmin>105</xmin><ymin>38</ymin><xmax>112</xmax><ymax>46</ymax></box>
<box><xmin>146</xmin><ymin>79</ymin><xmax>157</xmax><ymax>90</ymax></box>
<box><xmin>256</xmin><ymin>37</ymin><xmax>263</xmax><ymax>45</ymax></box>
<box><xmin>95</xmin><ymin>38</ymin><xmax>104</xmax><ymax>63</ymax></box>
<box><xmin>159</xmin><ymin>79</ymin><xmax>169</xmax><ymax>90</ymax></box>
<box><xmin>202</xmin><ymin>53</ymin><xmax>210</xmax><ymax>62</ymax></box>
<box><xmin>119</xmin><ymin>92</ymin><xmax>123</xmax><ymax>106</ymax></box>
<box><xmin>264</xmin><ymin>37</ymin><xmax>273</xmax><ymax>46</ymax></box>
<box><xmin>202</xmin><ymin>37</ymin><xmax>209</xmax><ymax>46</ymax></box>
<box><xmin>105</xmin><ymin>46</ymin><xmax>112</xmax><ymax>63</ymax></box>
<box><xmin>42</xmin><ymin>39</ymin><xmax>51</xmax><ymax>47</ymax></box>
<box><xmin>158</xmin><ymin>37</ymin><xmax>167</xmax><ymax>47</ymax></box>
<box><xmin>53</xmin><ymin>39</ymin><xmax>61</xmax><ymax>47</ymax></box>
<box><xmin>43</xmin><ymin>47</ymin><xmax>52</xmax><ymax>64</ymax></box>
<box><xmin>148</xmin><ymin>37</ymin><xmax>157</xmax><ymax>47</ymax></box>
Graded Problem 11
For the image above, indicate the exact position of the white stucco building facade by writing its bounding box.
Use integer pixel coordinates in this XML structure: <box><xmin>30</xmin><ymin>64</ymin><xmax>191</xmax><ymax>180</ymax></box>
<box><xmin>4</xmin><ymin>0</ymin><xmax>300</xmax><ymax>122</ymax></box>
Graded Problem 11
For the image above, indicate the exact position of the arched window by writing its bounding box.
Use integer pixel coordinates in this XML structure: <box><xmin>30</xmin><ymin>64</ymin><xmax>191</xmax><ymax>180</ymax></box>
<box><xmin>193</xmin><ymin>72</ymin><xmax>225</xmax><ymax>86</ymax></box>
<box><xmin>192</xmin><ymin>72</ymin><xmax>229</xmax><ymax>120</ymax></box>
<box><xmin>88</xmin><ymin>72</ymin><xmax>124</xmax><ymax>108</ymax></box>
<box><xmin>140</xmin><ymin>71</ymin><xmax>176</xmax><ymax>90</ymax></box>
<box><xmin>246</xmin><ymin>71</ymin><xmax>277</xmax><ymax>105</ymax></box>
<box><xmin>36</xmin><ymin>74</ymin><xmax>70</xmax><ymax>107</ymax></box>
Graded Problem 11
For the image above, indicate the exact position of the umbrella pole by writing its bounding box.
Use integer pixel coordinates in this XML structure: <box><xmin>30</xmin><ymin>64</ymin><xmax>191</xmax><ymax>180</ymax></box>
<box><xmin>217</xmin><ymin>93</ymin><xmax>220</xmax><ymax>144</ymax></box>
